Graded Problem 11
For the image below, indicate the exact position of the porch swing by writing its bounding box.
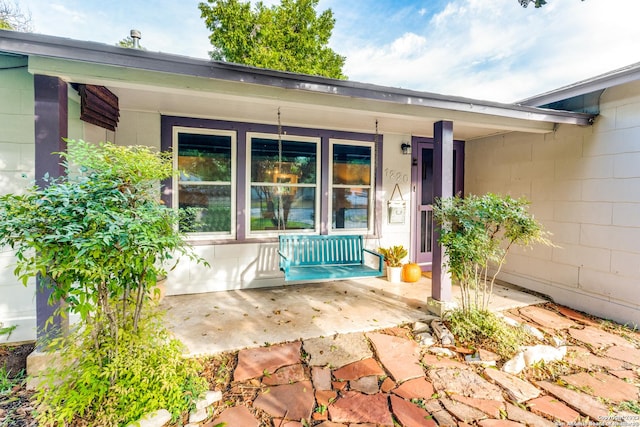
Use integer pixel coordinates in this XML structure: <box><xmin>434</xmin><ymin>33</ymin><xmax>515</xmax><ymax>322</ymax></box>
<box><xmin>277</xmin><ymin>113</ymin><xmax>384</xmax><ymax>281</ymax></box>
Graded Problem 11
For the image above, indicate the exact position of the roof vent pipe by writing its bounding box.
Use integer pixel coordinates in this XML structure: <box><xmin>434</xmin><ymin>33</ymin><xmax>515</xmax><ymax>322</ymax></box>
<box><xmin>130</xmin><ymin>29</ymin><xmax>141</xmax><ymax>49</ymax></box>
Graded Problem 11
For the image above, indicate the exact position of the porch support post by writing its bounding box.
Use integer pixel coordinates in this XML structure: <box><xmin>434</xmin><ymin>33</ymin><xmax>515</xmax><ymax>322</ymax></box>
<box><xmin>34</xmin><ymin>74</ymin><xmax>69</xmax><ymax>349</ymax></box>
<box><xmin>428</xmin><ymin>120</ymin><xmax>455</xmax><ymax>316</ymax></box>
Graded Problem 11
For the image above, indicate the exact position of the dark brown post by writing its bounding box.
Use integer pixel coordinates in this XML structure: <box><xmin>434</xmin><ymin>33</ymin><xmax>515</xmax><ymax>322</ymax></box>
<box><xmin>34</xmin><ymin>74</ymin><xmax>69</xmax><ymax>348</ymax></box>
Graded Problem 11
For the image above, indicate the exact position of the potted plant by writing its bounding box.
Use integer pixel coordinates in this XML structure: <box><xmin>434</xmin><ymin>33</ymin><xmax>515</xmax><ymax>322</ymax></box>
<box><xmin>378</xmin><ymin>245</ymin><xmax>408</xmax><ymax>283</ymax></box>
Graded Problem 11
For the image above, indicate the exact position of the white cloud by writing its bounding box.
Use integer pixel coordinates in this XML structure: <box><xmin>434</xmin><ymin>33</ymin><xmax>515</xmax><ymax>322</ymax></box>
<box><xmin>342</xmin><ymin>0</ymin><xmax>640</xmax><ymax>102</ymax></box>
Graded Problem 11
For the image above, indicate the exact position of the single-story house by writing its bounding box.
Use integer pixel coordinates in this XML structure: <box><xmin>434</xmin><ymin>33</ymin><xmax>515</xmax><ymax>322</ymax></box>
<box><xmin>1</xmin><ymin>29</ymin><xmax>638</xmax><ymax>344</ymax></box>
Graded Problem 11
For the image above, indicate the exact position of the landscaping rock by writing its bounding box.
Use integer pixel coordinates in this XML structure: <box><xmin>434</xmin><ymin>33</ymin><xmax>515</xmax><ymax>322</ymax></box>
<box><xmin>560</xmin><ymin>371</ymin><xmax>640</xmax><ymax>404</ymax></box>
<box><xmin>311</xmin><ymin>366</ymin><xmax>333</xmax><ymax>391</ymax></box>
<box><xmin>518</xmin><ymin>305</ymin><xmax>576</xmax><ymax>330</ymax></box>
<box><xmin>568</xmin><ymin>326</ymin><xmax>634</xmax><ymax>349</ymax></box>
<box><xmin>431</xmin><ymin>319</ymin><xmax>455</xmax><ymax>345</ymax></box>
<box><xmin>128</xmin><ymin>409</ymin><xmax>171</xmax><ymax>427</ymax></box>
<box><xmin>416</xmin><ymin>332</ymin><xmax>436</xmax><ymax>346</ymax></box>
<box><xmin>262</xmin><ymin>363</ymin><xmax>307</xmax><ymax>386</ymax></box>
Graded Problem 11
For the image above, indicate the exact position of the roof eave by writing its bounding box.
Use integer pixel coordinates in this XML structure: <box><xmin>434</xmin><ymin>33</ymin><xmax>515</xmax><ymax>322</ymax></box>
<box><xmin>0</xmin><ymin>30</ymin><xmax>594</xmax><ymax>127</ymax></box>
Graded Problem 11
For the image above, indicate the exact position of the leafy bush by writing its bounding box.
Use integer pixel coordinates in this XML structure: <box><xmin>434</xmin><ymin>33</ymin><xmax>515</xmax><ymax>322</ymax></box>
<box><xmin>447</xmin><ymin>308</ymin><xmax>534</xmax><ymax>359</ymax></box>
<box><xmin>0</xmin><ymin>139</ymin><xmax>209</xmax><ymax>425</ymax></box>
<box><xmin>34</xmin><ymin>307</ymin><xmax>207</xmax><ymax>425</ymax></box>
<box><xmin>434</xmin><ymin>193</ymin><xmax>550</xmax><ymax>312</ymax></box>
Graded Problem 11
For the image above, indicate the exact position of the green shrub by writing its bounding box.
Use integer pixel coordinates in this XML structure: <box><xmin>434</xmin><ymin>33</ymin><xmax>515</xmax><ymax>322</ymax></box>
<box><xmin>34</xmin><ymin>307</ymin><xmax>207</xmax><ymax>426</ymax></box>
<box><xmin>434</xmin><ymin>193</ymin><xmax>550</xmax><ymax>312</ymax></box>
<box><xmin>447</xmin><ymin>308</ymin><xmax>534</xmax><ymax>359</ymax></box>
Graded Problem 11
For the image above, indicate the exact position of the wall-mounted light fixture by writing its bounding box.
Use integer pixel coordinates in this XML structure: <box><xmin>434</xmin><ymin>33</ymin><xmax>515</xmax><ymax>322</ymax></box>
<box><xmin>401</xmin><ymin>142</ymin><xmax>411</xmax><ymax>155</ymax></box>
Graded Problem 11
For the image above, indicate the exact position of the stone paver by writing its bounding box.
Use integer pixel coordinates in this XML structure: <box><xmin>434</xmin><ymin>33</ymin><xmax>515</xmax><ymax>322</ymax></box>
<box><xmin>450</xmin><ymin>395</ymin><xmax>505</xmax><ymax>418</ymax></box>
<box><xmin>568</xmin><ymin>326</ymin><xmax>635</xmax><ymax>350</ymax></box>
<box><xmin>303</xmin><ymin>333</ymin><xmax>372</xmax><ymax>368</ymax></box>
<box><xmin>605</xmin><ymin>344</ymin><xmax>640</xmax><ymax>366</ymax></box>
<box><xmin>518</xmin><ymin>305</ymin><xmax>576</xmax><ymax>330</ymax></box>
<box><xmin>556</xmin><ymin>306</ymin><xmax>600</xmax><ymax>327</ymax></box>
<box><xmin>262</xmin><ymin>363</ymin><xmax>307</xmax><ymax>386</ymax></box>
<box><xmin>312</xmin><ymin>366</ymin><xmax>333</xmax><ymax>391</ymax></box>
<box><xmin>535</xmin><ymin>380</ymin><xmax>609</xmax><ymax>420</ymax></box>
<box><xmin>216</xmin><ymin>304</ymin><xmax>637</xmax><ymax>427</ymax></box>
<box><xmin>207</xmin><ymin>406</ymin><xmax>259</xmax><ymax>427</ymax></box>
<box><xmin>478</xmin><ymin>420</ymin><xmax>525</xmax><ymax>427</ymax></box>
<box><xmin>234</xmin><ymin>341</ymin><xmax>301</xmax><ymax>382</ymax></box>
<box><xmin>253</xmin><ymin>380</ymin><xmax>315</xmax><ymax>420</ymax></box>
<box><xmin>565</xmin><ymin>346</ymin><xmax>626</xmax><ymax>370</ymax></box>
<box><xmin>423</xmin><ymin>353</ymin><xmax>471</xmax><ymax>370</ymax></box>
<box><xmin>505</xmin><ymin>402</ymin><xmax>556</xmax><ymax>427</ymax></box>
<box><xmin>390</xmin><ymin>395</ymin><xmax>438</xmax><ymax>427</ymax></box>
<box><xmin>391</xmin><ymin>377</ymin><xmax>435</xmax><ymax>400</ymax></box>
<box><xmin>483</xmin><ymin>367</ymin><xmax>540</xmax><ymax>403</ymax></box>
<box><xmin>440</xmin><ymin>397</ymin><xmax>488</xmax><ymax>423</ymax></box>
<box><xmin>328</xmin><ymin>391</ymin><xmax>393</xmax><ymax>426</ymax></box>
<box><xmin>367</xmin><ymin>332</ymin><xmax>424</xmax><ymax>383</ymax></box>
<box><xmin>332</xmin><ymin>358</ymin><xmax>385</xmax><ymax>381</ymax></box>
<box><xmin>429</xmin><ymin>368</ymin><xmax>504</xmax><ymax>401</ymax></box>
<box><xmin>527</xmin><ymin>395</ymin><xmax>580</xmax><ymax>424</ymax></box>
<box><xmin>560</xmin><ymin>371</ymin><xmax>639</xmax><ymax>404</ymax></box>
<box><xmin>350</xmin><ymin>375</ymin><xmax>379</xmax><ymax>394</ymax></box>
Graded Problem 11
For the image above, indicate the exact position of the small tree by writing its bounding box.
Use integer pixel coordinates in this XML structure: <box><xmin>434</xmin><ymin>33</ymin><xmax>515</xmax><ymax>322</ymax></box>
<box><xmin>434</xmin><ymin>193</ymin><xmax>550</xmax><ymax>312</ymax></box>
<box><xmin>0</xmin><ymin>139</ymin><xmax>208</xmax><ymax>425</ymax></box>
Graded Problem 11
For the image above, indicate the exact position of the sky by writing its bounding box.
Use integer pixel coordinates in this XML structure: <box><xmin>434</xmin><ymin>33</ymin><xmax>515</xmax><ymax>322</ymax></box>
<box><xmin>15</xmin><ymin>0</ymin><xmax>640</xmax><ymax>103</ymax></box>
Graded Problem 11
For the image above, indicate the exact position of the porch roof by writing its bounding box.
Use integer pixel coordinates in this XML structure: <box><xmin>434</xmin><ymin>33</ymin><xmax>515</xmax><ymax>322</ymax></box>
<box><xmin>0</xmin><ymin>30</ymin><xmax>594</xmax><ymax>140</ymax></box>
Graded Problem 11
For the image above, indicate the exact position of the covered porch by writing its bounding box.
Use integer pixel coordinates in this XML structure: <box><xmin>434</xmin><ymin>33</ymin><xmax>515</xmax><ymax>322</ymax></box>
<box><xmin>161</xmin><ymin>276</ymin><xmax>547</xmax><ymax>356</ymax></box>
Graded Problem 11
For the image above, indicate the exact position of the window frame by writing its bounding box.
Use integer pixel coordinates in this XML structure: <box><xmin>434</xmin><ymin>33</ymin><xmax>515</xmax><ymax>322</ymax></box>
<box><xmin>172</xmin><ymin>126</ymin><xmax>237</xmax><ymax>241</ymax></box>
<box><xmin>161</xmin><ymin>116</ymin><xmax>383</xmax><ymax>243</ymax></box>
<box><xmin>245</xmin><ymin>132</ymin><xmax>321</xmax><ymax>238</ymax></box>
<box><xmin>328</xmin><ymin>138</ymin><xmax>375</xmax><ymax>233</ymax></box>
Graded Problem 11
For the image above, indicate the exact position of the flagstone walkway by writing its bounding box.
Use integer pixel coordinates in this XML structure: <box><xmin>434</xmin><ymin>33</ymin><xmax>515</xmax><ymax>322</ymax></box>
<box><xmin>199</xmin><ymin>303</ymin><xmax>640</xmax><ymax>427</ymax></box>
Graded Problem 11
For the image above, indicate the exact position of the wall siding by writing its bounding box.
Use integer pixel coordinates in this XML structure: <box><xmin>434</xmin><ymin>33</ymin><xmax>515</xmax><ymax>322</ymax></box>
<box><xmin>466</xmin><ymin>82</ymin><xmax>640</xmax><ymax>326</ymax></box>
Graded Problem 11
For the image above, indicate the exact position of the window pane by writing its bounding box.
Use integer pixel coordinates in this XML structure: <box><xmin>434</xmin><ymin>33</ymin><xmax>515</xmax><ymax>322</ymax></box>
<box><xmin>251</xmin><ymin>138</ymin><xmax>317</xmax><ymax>184</ymax></box>
<box><xmin>178</xmin><ymin>133</ymin><xmax>232</xmax><ymax>182</ymax></box>
<box><xmin>179</xmin><ymin>184</ymin><xmax>231</xmax><ymax>233</ymax></box>
<box><xmin>333</xmin><ymin>144</ymin><xmax>371</xmax><ymax>185</ymax></box>
<box><xmin>250</xmin><ymin>186</ymin><xmax>315</xmax><ymax>231</ymax></box>
<box><xmin>332</xmin><ymin>188</ymin><xmax>369</xmax><ymax>229</ymax></box>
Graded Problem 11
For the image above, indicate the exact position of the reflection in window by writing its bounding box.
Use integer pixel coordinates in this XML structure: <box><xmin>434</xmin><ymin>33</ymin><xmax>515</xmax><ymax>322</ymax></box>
<box><xmin>176</xmin><ymin>131</ymin><xmax>234</xmax><ymax>234</ymax></box>
<box><xmin>249</xmin><ymin>136</ymin><xmax>317</xmax><ymax>233</ymax></box>
<box><xmin>331</xmin><ymin>143</ymin><xmax>373</xmax><ymax>230</ymax></box>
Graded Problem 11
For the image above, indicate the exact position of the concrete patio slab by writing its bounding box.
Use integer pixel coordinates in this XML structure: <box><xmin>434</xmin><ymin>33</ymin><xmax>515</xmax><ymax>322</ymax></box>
<box><xmin>161</xmin><ymin>276</ymin><xmax>547</xmax><ymax>356</ymax></box>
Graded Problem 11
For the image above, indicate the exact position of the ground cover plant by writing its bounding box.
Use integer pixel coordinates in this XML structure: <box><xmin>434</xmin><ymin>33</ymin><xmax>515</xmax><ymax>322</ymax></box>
<box><xmin>0</xmin><ymin>140</ymin><xmax>208</xmax><ymax>426</ymax></box>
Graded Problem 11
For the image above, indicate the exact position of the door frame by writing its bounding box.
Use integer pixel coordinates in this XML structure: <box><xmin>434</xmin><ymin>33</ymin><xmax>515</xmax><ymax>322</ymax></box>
<box><xmin>410</xmin><ymin>136</ymin><xmax>465</xmax><ymax>270</ymax></box>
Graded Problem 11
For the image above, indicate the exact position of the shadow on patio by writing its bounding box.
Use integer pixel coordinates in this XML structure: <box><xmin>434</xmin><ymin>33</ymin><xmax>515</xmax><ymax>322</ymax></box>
<box><xmin>161</xmin><ymin>276</ymin><xmax>547</xmax><ymax>356</ymax></box>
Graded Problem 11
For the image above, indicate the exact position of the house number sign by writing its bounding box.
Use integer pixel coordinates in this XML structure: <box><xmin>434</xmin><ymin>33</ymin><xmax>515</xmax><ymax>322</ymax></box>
<box><xmin>387</xmin><ymin>183</ymin><xmax>406</xmax><ymax>224</ymax></box>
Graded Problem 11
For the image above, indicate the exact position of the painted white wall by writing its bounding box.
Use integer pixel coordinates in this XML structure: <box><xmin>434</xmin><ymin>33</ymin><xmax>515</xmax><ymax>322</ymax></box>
<box><xmin>0</xmin><ymin>64</ymin><xmax>36</xmax><ymax>343</ymax></box>
<box><xmin>466</xmin><ymin>81</ymin><xmax>640</xmax><ymax>327</ymax></box>
<box><xmin>164</xmin><ymin>132</ymin><xmax>415</xmax><ymax>294</ymax></box>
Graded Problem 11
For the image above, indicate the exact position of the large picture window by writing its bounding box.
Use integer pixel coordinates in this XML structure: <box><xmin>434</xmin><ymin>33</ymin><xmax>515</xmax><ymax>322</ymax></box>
<box><xmin>174</xmin><ymin>128</ymin><xmax>236</xmax><ymax>237</ymax></box>
<box><xmin>330</xmin><ymin>140</ymin><xmax>374</xmax><ymax>231</ymax></box>
<box><xmin>163</xmin><ymin>117</ymin><xmax>380</xmax><ymax>241</ymax></box>
<box><xmin>247</xmin><ymin>133</ymin><xmax>319</xmax><ymax>235</ymax></box>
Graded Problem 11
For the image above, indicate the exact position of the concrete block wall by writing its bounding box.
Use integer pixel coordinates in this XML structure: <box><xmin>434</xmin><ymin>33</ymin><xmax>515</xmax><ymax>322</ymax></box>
<box><xmin>466</xmin><ymin>81</ymin><xmax>640</xmax><ymax>326</ymax></box>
